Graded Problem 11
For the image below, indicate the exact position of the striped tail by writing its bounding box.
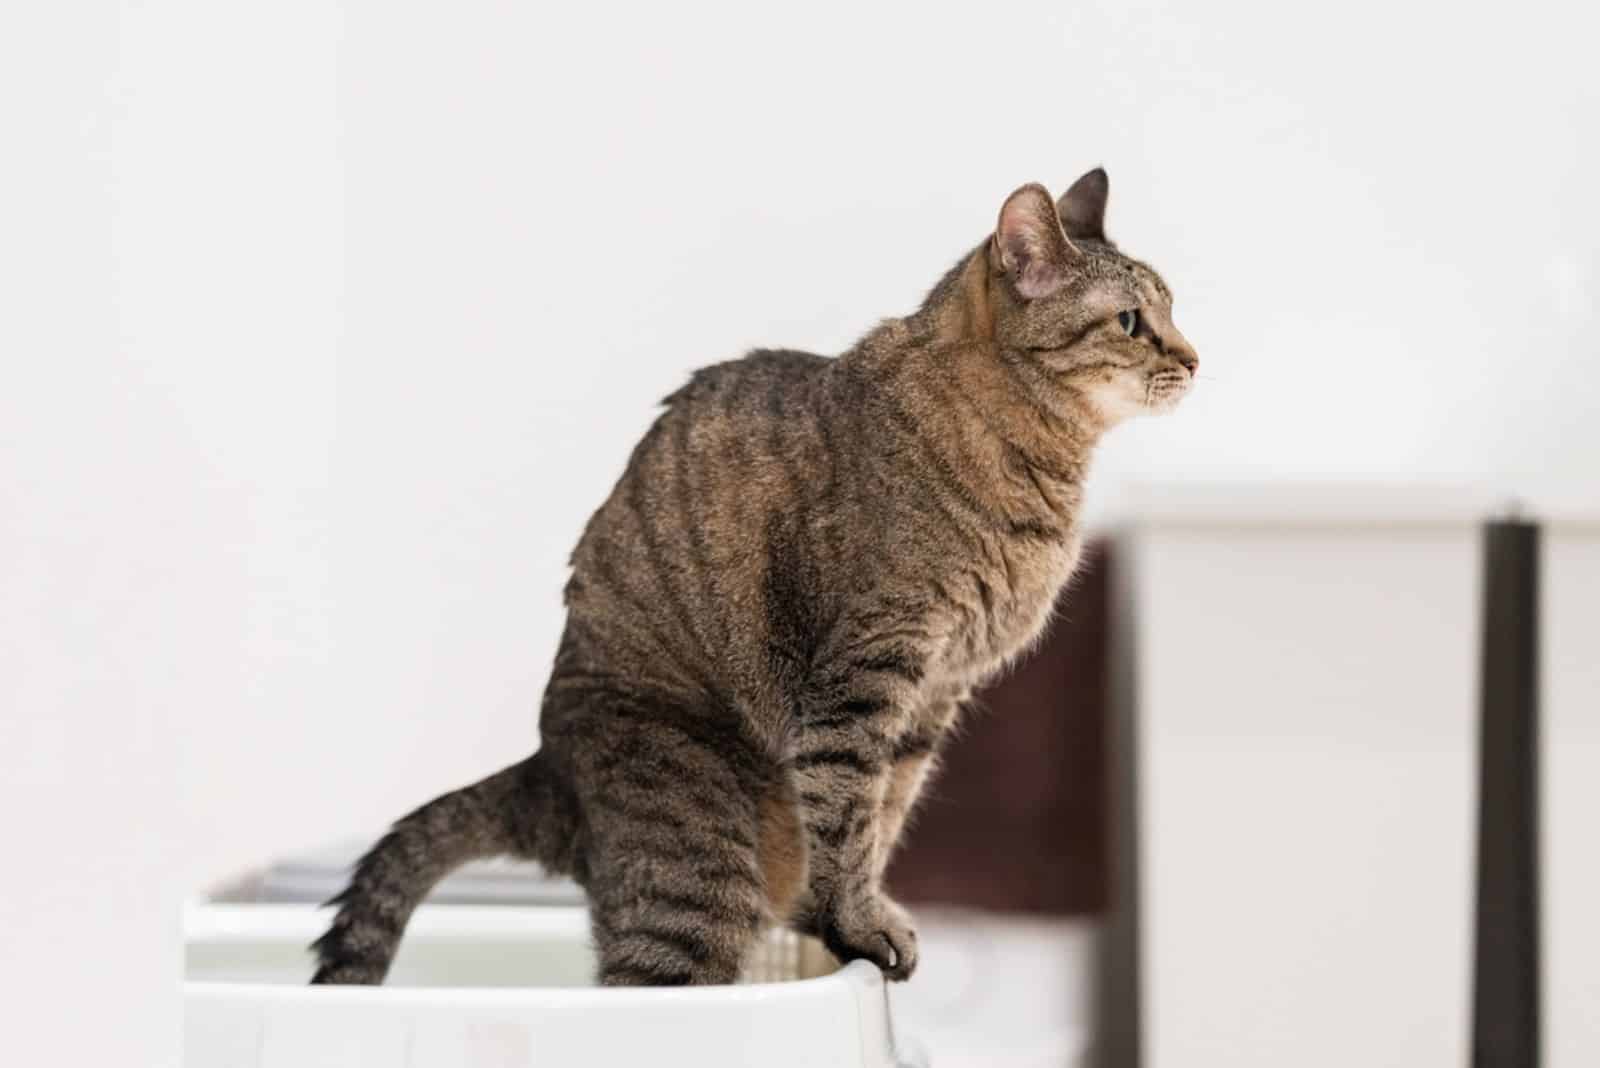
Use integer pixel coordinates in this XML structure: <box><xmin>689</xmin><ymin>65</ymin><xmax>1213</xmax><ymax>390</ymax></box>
<box><xmin>310</xmin><ymin>749</ymin><xmax>575</xmax><ymax>984</ymax></box>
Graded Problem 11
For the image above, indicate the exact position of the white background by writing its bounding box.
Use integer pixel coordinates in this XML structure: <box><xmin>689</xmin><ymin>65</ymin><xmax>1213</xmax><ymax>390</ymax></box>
<box><xmin>3</xmin><ymin>1</ymin><xmax>1596</xmax><ymax>1063</ymax></box>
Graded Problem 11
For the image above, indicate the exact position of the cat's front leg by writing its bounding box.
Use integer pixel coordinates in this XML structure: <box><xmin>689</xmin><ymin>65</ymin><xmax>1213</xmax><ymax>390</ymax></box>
<box><xmin>791</xmin><ymin>692</ymin><xmax>918</xmax><ymax>981</ymax></box>
<box><xmin>873</xmin><ymin>695</ymin><xmax>963</xmax><ymax>884</ymax></box>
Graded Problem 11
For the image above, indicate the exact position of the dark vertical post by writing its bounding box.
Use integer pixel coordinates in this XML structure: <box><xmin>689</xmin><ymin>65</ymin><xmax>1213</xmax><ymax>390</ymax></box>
<box><xmin>1472</xmin><ymin>519</ymin><xmax>1541</xmax><ymax>1068</ymax></box>
<box><xmin>1097</xmin><ymin>540</ymin><xmax>1142</xmax><ymax>1068</ymax></box>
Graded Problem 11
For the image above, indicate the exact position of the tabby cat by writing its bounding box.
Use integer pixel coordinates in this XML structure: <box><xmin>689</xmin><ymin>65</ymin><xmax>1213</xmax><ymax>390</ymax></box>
<box><xmin>312</xmin><ymin>169</ymin><xmax>1197</xmax><ymax>986</ymax></box>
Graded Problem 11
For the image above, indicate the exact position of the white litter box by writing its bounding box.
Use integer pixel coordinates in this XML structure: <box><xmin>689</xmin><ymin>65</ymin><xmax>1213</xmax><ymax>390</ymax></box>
<box><xmin>184</xmin><ymin>849</ymin><xmax>927</xmax><ymax>1067</ymax></box>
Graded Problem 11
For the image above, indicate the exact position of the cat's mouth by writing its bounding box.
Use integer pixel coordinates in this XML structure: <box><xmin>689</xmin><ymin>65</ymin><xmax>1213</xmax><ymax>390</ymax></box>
<box><xmin>1145</xmin><ymin>369</ymin><xmax>1192</xmax><ymax>412</ymax></box>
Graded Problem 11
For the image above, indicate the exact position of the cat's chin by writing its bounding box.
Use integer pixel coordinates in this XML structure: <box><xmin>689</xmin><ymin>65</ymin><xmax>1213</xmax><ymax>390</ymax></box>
<box><xmin>1081</xmin><ymin>367</ymin><xmax>1193</xmax><ymax>426</ymax></box>
<box><xmin>1144</xmin><ymin>374</ymin><xmax>1192</xmax><ymax>415</ymax></box>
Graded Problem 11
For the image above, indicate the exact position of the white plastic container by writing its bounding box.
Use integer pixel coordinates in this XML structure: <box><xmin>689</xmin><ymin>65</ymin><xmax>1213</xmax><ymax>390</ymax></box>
<box><xmin>184</xmin><ymin>903</ymin><xmax>926</xmax><ymax>1067</ymax></box>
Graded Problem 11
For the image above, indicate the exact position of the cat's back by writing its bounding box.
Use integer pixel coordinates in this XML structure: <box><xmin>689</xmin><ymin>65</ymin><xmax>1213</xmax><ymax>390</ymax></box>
<box><xmin>664</xmin><ymin>347</ymin><xmax>832</xmax><ymax>410</ymax></box>
<box><xmin>558</xmin><ymin>348</ymin><xmax>837</xmax><ymax>704</ymax></box>
<box><xmin>640</xmin><ymin>346</ymin><xmax>835</xmax><ymax>496</ymax></box>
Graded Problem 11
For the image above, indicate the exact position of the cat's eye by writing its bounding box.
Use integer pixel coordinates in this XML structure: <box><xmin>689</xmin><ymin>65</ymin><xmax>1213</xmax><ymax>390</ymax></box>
<box><xmin>1118</xmin><ymin>309</ymin><xmax>1140</xmax><ymax>336</ymax></box>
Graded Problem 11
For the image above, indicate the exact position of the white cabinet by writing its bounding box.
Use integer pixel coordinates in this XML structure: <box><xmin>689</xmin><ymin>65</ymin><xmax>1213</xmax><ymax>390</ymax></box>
<box><xmin>1543</xmin><ymin>520</ymin><xmax>1600</xmax><ymax>1068</ymax></box>
<box><xmin>1109</xmin><ymin>486</ymin><xmax>1489</xmax><ymax>1068</ymax></box>
<box><xmin>1106</xmin><ymin>485</ymin><xmax>1599</xmax><ymax>1068</ymax></box>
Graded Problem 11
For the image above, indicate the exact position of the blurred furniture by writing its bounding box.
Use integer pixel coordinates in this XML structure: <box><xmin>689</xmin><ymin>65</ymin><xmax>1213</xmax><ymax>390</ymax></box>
<box><xmin>885</xmin><ymin>542</ymin><xmax>1111</xmax><ymax>914</ymax></box>
<box><xmin>1471</xmin><ymin>521</ymin><xmax>1540</xmax><ymax>1068</ymax></box>
<box><xmin>1103</xmin><ymin>485</ymin><xmax>1489</xmax><ymax>1068</ymax></box>
<box><xmin>1100</xmin><ymin>485</ymin><xmax>1600</xmax><ymax>1068</ymax></box>
<box><xmin>884</xmin><ymin>542</ymin><xmax>1113</xmax><ymax>1068</ymax></box>
<box><xmin>1541</xmin><ymin>508</ymin><xmax>1600</xmax><ymax>1068</ymax></box>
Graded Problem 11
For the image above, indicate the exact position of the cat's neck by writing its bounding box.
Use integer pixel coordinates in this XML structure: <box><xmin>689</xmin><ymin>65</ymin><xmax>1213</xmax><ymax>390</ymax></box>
<box><xmin>850</xmin><ymin>247</ymin><xmax>1109</xmax><ymax>480</ymax></box>
<box><xmin>905</xmin><ymin>241</ymin><xmax>996</xmax><ymax>344</ymax></box>
<box><xmin>837</xmin><ymin>279</ymin><xmax>1103</xmax><ymax>532</ymax></box>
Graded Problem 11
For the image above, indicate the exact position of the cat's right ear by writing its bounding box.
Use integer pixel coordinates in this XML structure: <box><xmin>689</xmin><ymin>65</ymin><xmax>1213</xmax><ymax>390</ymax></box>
<box><xmin>993</xmin><ymin>183</ymin><xmax>1077</xmax><ymax>300</ymax></box>
<box><xmin>1056</xmin><ymin>167</ymin><xmax>1110</xmax><ymax>243</ymax></box>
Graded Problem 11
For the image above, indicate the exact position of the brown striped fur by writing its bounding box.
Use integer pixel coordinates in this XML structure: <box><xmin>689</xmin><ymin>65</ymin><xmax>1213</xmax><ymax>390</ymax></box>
<box><xmin>312</xmin><ymin>170</ymin><xmax>1196</xmax><ymax>986</ymax></box>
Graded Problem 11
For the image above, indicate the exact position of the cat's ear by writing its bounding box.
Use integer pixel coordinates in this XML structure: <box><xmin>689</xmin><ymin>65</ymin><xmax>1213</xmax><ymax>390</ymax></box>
<box><xmin>1056</xmin><ymin>167</ymin><xmax>1110</xmax><ymax>244</ymax></box>
<box><xmin>994</xmin><ymin>183</ymin><xmax>1077</xmax><ymax>300</ymax></box>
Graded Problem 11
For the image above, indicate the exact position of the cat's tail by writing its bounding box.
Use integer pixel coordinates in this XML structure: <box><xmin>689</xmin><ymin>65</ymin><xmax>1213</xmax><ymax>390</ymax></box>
<box><xmin>310</xmin><ymin>748</ymin><xmax>578</xmax><ymax>985</ymax></box>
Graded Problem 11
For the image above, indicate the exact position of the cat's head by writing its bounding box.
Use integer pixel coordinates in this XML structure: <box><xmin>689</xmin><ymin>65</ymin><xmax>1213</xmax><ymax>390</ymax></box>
<box><xmin>986</xmin><ymin>170</ymin><xmax>1197</xmax><ymax>424</ymax></box>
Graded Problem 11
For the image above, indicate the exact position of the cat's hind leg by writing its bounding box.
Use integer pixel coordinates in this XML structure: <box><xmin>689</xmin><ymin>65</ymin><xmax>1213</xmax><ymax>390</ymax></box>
<box><xmin>572</xmin><ymin>711</ymin><xmax>771</xmax><ymax>986</ymax></box>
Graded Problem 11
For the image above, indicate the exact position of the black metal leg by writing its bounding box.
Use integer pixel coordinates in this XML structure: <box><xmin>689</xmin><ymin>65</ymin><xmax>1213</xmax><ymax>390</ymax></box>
<box><xmin>1472</xmin><ymin>519</ymin><xmax>1541</xmax><ymax>1068</ymax></box>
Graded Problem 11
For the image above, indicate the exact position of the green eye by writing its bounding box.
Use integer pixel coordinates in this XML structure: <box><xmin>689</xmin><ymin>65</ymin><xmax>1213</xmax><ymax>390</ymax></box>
<box><xmin>1118</xmin><ymin>309</ymin><xmax>1140</xmax><ymax>336</ymax></box>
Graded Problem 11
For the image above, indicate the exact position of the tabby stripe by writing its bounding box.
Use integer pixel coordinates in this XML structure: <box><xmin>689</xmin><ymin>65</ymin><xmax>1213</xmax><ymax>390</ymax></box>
<box><xmin>764</xmin><ymin>382</ymin><xmax>808</xmax><ymax>522</ymax></box>
<box><xmin>692</xmin><ymin>862</ymin><xmax>764</xmax><ymax>892</ymax></box>
<box><xmin>798</xmin><ymin>789</ymin><xmax>834</xmax><ymax>810</ymax></box>
<box><xmin>602</xmin><ymin>963</ymin><xmax>694</xmax><ymax>987</ymax></box>
<box><xmin>944</xmin><ymin>372</ymin><xmax>1012</xmax><ymax>448</ymax></box>
<box><xmin>589</xmin><ymin>796</ymin><xmax>759</xmax><ymax>854</ymax></box>
<box><xmin>650</xmin><ymin>735</ymin><xmax>761</xmax><ymax>788</ymax></box>
<box><xmin>837</xmin><ymin>623</ymin><xmax>932</xmax><ymax>656</ymax></box>
<box><xmin>670</xmin><ymin>414</ymin><xmax>733</xmax><ymax>658</ymax></box>
<box><xmin>624</xmin><ymin>483</ymin><xmax>720</xmax><ymax>681</ymax></box>
<box><xmin>1020</xmin><ymin>321</ymin><xmax>1101</xmax><ymax>357</ymax></box>
<box><xmin>553</xmin><ymin>674</ymin><xmax>720</xmax><ymax>722</ymax></box>
<box><xmin>812</xmin><ymin>394</ymin><xmax>845</xmax><ymax>504</ymax></box>
<box><xmin>793</xmin><ymin>748</ymin><xmax>875</xmax><ymax>775</ymax></box>
<box><xmin>892</xmin><ymin>733</ymin><xmax>940</xmax><ymax>761</ymax></box>
<box><xmin>1010</xmin><ymin>442</ymin><xmax>1083</xmax><ymax>488</ymax></box>
<box><xmin>1008</xmin><ymin>517</ymin><xmax>1062</xmax><ymax>540</ymax></box>
<box><xmin>878</xmin><ymin>397</ymin><xmax>1002</xmax><ymax>529</ymax></box>
<box><xmin>617</xmin><ymin>925</ymin><xmax>714</xmax><ymax>965</ymax></box>
<box><xmin>605</xmin><ymin>822</ymin><xmax>757</xmax><ymax>866</ymax></box>
<box><xmin>648</xmin><ymin>888</ymin><xmax>759</xmax><ymax>925</ymax></box>
<box><xmin>994</xmin><ymin>535</ymin><xmax>1020</xmax><ymax>594</ymax></box>
<box><xmin>846</xmin><ymin>649</ymin><xmax>924</xmax><ymax>683</ymax></box>
<box><xmin>807</xmin><ymin>697</ymin><xmax>889</xmax><ymax>728</ymax></box>
<box><xmin>581</xmin><ymin>541</ymin><xmax>701</xmax><ymax>675</ymax></box>
<box><xmin>972</xmin><ymin>571</ymin><xmax>995</xmax><ymax>616</ymax></box>
<box><xmin>1017</xmin><ymin>457</ymin><xmax>1062</xmax><ymax>519</ymax></box>
<box><xmin>803</xmin><ymin>726</ymin><xmax>891</xmax><ymax>760</ymax></box>
<box><xmin>812</xmin><ymin>818</ymin><xmax>852</xmax><ymax>849</ymax></box>
<box><xmin>617</xmin><ymin>764</ymin><xmax>742</xmax><ymax>813</ymax></box>
<box><xmin>688</xmin><ymin>823</ymin><xmax>761</xmax><ymax>855</ymax></box>
<box><xmin>587</xmin><ymin>793</ymin><xmax>687</xmax><ymax>831</ymax></box>
<box><xmin>605</xmin><ymin>700</ymin><xmax>765</xmax><ymax>780</ymax></box>
<box><xmin>608</xmin><ymin>839</ymin><xmax>697</xmax><ymax>867</ymax></box>
<box><xmin>606</xmin><ymin>823</ymin><xmax>751</xmax><ymax>865</ymax></box>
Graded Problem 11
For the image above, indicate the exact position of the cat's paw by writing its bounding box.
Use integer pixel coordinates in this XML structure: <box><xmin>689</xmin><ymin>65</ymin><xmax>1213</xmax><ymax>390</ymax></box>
<box><xmin>817</xmin><ymin>892</ymin><xmax>919</xmax><ymax>981</ymax></box>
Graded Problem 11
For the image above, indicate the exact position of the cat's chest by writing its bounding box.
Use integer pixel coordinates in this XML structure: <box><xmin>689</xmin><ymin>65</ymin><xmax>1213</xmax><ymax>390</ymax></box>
<box><xmin>935</xmin><ymin>535</ymin><xmax>1083</xmax><ymax>684</ymax></box>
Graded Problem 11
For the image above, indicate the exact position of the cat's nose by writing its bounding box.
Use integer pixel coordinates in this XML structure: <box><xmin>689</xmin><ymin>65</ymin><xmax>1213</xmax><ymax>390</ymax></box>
<box><xmin>1171</xmin><ymin>344</ymin><xmax>1198</xmax><ymax>375</ymax></box>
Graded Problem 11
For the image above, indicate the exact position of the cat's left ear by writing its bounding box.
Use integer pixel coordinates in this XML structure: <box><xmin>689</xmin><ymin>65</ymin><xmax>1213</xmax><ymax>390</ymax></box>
<box><xmin>994</xmin><ymin>183</ymin><xmax>1079</xmax><ymax>300</ymax></box>
<box><xmin>1057</xmin><ymin>167</ymin><xmax>1110</xmax><ymax>244</ymax></box>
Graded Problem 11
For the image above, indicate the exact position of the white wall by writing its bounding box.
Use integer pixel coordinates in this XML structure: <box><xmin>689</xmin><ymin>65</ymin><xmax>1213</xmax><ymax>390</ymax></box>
<box><xmin>4</xmin><ymin>1</ymin><xmax>1596</xmax><ymax>1063</ymax></box>
<box><xmin>330</xmin><ymin>0</ymin><xmax>1600</xmax><ymax>847</ymax></box>
<box><xmin>4</xmin><ymin>2</ymin><xmax>338</xmax><ymax>1065</ymax></box>
<box><xmin>1</xmin><ymin>4</ymin><xmax>182</xmax><ymax>1063</ymax></box>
